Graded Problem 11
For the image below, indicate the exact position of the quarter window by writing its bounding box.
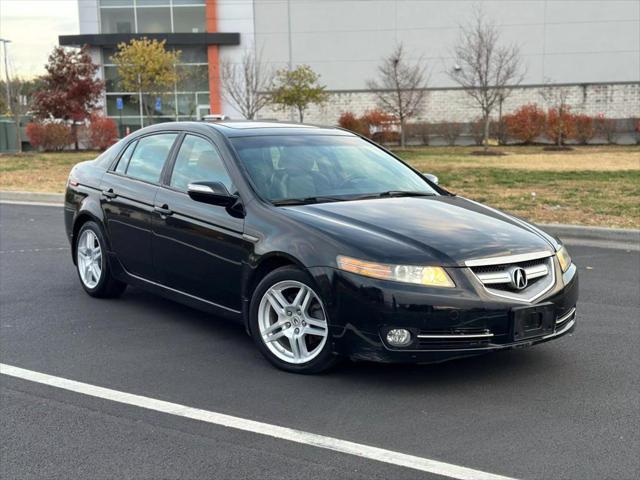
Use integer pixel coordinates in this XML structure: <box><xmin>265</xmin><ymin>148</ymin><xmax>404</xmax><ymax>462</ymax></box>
<box><xmin>125</xmin><ymin>133</ymin><xmax>178</xmax><ymax>183</ymax></box>
<box><xmin>114</xmin><ymin>140</ymin><xmax>137</xmax><ymax>174</ymax></box>
<box><xmin>170</xmin><ymin>135</ymin><xmax>232</xmax><ymax>192</ymax></box>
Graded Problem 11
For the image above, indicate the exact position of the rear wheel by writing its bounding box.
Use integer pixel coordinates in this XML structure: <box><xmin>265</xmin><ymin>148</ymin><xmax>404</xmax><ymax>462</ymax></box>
<box><xmin>76</xmin><ymin>221</ymin><xmax>126</xmax><ymax>298</ymax></box>
<box><xmin>250</xmin><ymin>266</ymin><xmax>338</xmax><ymax>373</ymax></box>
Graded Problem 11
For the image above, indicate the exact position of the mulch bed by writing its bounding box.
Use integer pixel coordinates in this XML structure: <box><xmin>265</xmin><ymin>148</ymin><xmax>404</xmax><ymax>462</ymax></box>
<box><xmin>543</xmin><ymin>146</ymin><xmax>574</xmax><ymax>151</ymax></box>
<box><xmin>470</xmin><ymin>150</ymin><xmax>508</xmax><ymax>156</ymax></box>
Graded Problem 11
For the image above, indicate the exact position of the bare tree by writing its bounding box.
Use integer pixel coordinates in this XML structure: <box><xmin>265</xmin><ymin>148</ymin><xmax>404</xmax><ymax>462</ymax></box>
<box><xmin>449</xmin><ymin>9</ymin><xmax>524</xmax><ymax>151</ymax></box>
<box><xmin>221</xmin><ymin>51</ymin><xmax>274</xmax><ymax>120</ymax></box>
<box><xmin>367</xmin><ymin>44</ymin><xmax>428</xmax><ymax>147</ymax></box>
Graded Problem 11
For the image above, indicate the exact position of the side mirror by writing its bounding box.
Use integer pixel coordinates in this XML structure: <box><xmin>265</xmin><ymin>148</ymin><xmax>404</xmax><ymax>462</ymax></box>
<box><xmin>423</xmin><ymin>173</ymin><xmax>439</xmax><ymax>185</ymax></box>
<box><xmin>187</xmin><ymin>181</ymin><xmax>236</xmax><ymax>207</ymax></box>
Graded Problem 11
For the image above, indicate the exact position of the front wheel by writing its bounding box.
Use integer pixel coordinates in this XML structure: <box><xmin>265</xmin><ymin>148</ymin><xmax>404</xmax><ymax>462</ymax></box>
<box><xmin>75</xmin><ymin>221</ymin><xmax>127</xmax><ymax>298</ymax></box>
<box><xmin>249</xmin><ymin>266</ymin><xmax>338</xmax><ymax>374</ymax></box>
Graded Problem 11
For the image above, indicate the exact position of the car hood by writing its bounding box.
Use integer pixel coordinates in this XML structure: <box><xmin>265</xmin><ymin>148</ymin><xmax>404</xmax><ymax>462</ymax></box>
<box><xmin>282</xmin><ymin>196</ymin><xmax>556</xmax><ymax>266</ymax></box>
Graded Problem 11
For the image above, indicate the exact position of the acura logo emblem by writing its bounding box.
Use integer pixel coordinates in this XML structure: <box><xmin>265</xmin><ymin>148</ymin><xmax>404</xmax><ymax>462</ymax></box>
<box><xmin>510</xmin><ymin>267</ymin><xmax>528</xmax><ymax>290</ymax></box>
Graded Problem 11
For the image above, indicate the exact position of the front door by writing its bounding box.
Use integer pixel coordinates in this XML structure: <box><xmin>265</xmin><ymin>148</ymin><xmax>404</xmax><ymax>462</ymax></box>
<box><xmin>152</xmin><ymin>134</ymin><xmax>247</xmax><ymax>311</ymax></box>
<box><xmin>100</xmin><ymin>132</ymin><xmax>179</xmax><ymax>279</ymax></box>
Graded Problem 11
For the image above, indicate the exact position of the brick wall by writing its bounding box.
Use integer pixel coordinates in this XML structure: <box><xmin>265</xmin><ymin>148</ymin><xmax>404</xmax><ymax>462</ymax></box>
<box><xmin>259</xmin><ymin>82</ymin><xmax>640</xmax><ymax>127</ymax></box>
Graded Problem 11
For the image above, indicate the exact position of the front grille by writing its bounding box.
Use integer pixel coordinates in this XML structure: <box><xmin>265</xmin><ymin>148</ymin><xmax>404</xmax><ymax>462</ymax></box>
<box><xmin>467</xmin><ymin>252</ymin><xmax>556</xmax><ymax>302</ymax></box>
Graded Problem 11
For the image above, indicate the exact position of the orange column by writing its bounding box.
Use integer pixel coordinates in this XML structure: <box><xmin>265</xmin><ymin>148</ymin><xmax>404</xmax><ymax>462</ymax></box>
<box><xmin>205</xmin><ymin>0</ymin><xmax>221</xmax><ymax>114</ymax></box>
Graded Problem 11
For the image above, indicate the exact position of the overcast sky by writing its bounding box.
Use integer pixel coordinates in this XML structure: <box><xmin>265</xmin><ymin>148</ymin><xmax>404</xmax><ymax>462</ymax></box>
<box><xmin>0</xmin><ymin>0</ymin><xmax>79</xmax><ymax>79</ymax></box>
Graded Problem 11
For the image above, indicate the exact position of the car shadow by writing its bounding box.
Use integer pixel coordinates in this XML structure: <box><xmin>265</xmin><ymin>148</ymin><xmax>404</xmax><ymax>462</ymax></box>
<box><xmin>120</xmin><ymin>286</ymin><xmax>567</xmax><ymax>390</ymax></box>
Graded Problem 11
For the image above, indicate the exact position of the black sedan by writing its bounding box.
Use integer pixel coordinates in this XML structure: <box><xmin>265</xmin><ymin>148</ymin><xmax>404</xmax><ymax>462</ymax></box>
<box><xmin>64</xmin><ymin>121</ymin><xmax>578</xmax><ymax>373</ymax></box>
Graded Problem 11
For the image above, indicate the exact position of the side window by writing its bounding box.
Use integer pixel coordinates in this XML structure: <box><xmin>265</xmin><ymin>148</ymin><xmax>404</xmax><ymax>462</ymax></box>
<box><xmin>125</xmin><ymin>133</ymin><xmax>178</xmax><ymax>183</ymax></box>
<box><xmin>114</xmin><ymin>140</ymin><xmax>137</xmax><ymax>174</ymax></box>
<box><xmin>170</xmin><ymin>135</ymin><xmax>233</xmax><ymax>192</ymax></box>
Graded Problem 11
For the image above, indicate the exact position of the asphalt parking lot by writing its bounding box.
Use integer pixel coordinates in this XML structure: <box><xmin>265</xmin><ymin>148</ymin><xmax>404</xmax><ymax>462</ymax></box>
<box><xmin>1</xmin><ymin>202</ymin><xmax>638</xmax><ymax>480</ymax></box>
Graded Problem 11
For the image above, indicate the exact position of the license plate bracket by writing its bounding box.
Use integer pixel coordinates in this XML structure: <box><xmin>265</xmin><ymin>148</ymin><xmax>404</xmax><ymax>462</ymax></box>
<box><xmin>511</xmin><ymin>303</ymin><xmax>555</xmax><ymax>341</ymax></box>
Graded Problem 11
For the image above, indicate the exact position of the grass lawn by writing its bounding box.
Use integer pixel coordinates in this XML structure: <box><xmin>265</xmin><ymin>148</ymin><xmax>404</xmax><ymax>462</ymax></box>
<box><xmin>1</xmin><ymin>145</ymin><xmax>638</xmax><ymax>228</ymax></box>
<box><xmin>394</xmin><ymin>145</ymin><xmax>640</xmax><ymax>229</ymax></box>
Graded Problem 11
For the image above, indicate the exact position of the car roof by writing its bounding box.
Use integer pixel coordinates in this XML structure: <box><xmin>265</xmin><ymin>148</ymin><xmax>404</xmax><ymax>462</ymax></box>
<box><xmin>126</xmin><ymin>121</ymin><xmax>355</xmax><ymax>139</ymax></box>
<box><xmin>206</xmin><ymin>120</ymin><xmax>354</xmax><ymax>138</ymax></box>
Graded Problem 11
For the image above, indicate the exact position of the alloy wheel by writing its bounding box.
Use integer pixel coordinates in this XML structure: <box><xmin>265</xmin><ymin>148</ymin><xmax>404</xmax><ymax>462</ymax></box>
<box><xmin>77</xmin><ymin>229</ymin><xmax>103</xmax><ymax>289</ymax></box>
<box><xmin>257</xmin><ymin>280</ymin><xmax>328</xmax><ymax>364</ymax></box>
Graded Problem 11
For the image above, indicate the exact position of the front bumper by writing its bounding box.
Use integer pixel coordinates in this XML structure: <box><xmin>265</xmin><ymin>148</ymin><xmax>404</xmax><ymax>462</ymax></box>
<box><xmin>309</xmin><ymin>260</ymin><xmax>578</xmax><ymax>363</ymax></box>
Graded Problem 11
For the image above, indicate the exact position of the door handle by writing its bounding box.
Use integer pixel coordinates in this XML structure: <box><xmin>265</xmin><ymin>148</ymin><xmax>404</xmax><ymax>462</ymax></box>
<box><xmin>154</xmin><ymin>205</ymin><xmax>173</xmax><ymax>216</ymax></box>
<box><xmin>101</xmin><ymin>188</ymin><xmax>117</xmax><ymax>200</ymax></box>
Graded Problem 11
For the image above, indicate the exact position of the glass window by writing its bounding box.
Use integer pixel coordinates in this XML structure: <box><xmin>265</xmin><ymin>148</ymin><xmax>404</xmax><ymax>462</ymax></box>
<box><xmin>101</xmin><ymin>8</ymin><xmax>134</xmax><ymax>33</ymax></box>
<box><xmin>114</xmin><ymin>117</ymin><xmax>144</xmax><ymax>135</ymax></box>
<box><xmin>137</xmin><ymin>6</ymin><xmax>171</xmax><ymax>33</ymax></box>
<box><xmin>142</xmin><ymin>94</ymin><xmax>175</xmax><ymax>117</ymax></box>
<box><xmin>173</xmin><ymin>6</ymin><xmax>206</xmax><ymax>33</ymax></box>
<box><xmin>174</xmin><ymin>46</ymin><xmax>207</xmax><ymax>63</ymax></box>
<box><xmin>114</xmin><ymin>140</ymin><xmax>138</xmax><ymax>174</ymax></box>
<box><xmin>100</xmin><ymin>0</ymin><xmax>133</xmax><ymax>6</ymax></box>
<box><xmin>106</xmin><ymin>94</ymin><xmax>140</xmax><ymax>116</ymax></box>
<box><xmin>145</xmin><ymin>116</ymin><xmax>175</xmax><ymax>126</ymax></box>
<box><xmin>126</xmin><ymin>133</ymin><xmax>178</xmax><ymax>183</ymax></box>
<box><xmin>170</xmin><ymin>135</ymin><xmax>232</xmax><ymax>191</ymax></box>
<box><xmin>230</xmin><ymin>135</ymin><xmax>437</xmax><ymax>202</ymax></box>
<box><xmin>173</xmin><ymin>0</ymin><xmax>205</xmax><ymax>4</ymax></box>
<box><xmin>178</xmin><ymin>64</ymin><xmax>209</xmax><ymax>91</ymax></box>
<box><xmin>137</xmin><ymin>0</ymin><xmax>169</xmax><ymax>5</ymax></box>
<box><xmin>177</xmin><ymin>93</ymin><xmax>198</xmax><ymax>116</ymax></box>
<box><xmin>102</xmin><ymin>48</ymin><xmax>117</xmax><ymax>64</ymax></box>
<box><xmin>103</xmin><ymin>66</ymin><xmax>122</xmax><ymax>92</ymax></box>
<box><xmin>197</xmin><ymin>92</ymin><xmax>210</xmax><ymax>106</ymax></box>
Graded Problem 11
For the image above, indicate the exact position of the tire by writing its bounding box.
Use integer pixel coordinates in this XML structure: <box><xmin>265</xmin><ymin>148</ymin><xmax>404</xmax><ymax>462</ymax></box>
<box><xmin>249</xmin><ymin>266</ymin><xmax>338</xmax><ymax>374</ymax></box>
<box><xmin>75</xmin><ymin>221</ymin><xmax>127</xmax><ymax>298</ymax></box>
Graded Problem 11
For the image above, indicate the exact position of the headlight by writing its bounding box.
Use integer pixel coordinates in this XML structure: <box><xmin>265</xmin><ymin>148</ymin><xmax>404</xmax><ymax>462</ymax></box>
<box><xmin>336</xmin><ymin>255</ymin><xmax>455</xmax><ymax>287</ymax></box>
<box><xmin>556</xmin><ymin>246</ymin><xmax>572</xmax><ymax>273</ymax></box>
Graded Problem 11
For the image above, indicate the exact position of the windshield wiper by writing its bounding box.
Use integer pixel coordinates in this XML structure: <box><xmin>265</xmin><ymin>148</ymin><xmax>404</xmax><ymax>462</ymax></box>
<box><xmin>271</xmin><ymin>196</ymin><xmax>348</xmax><ymax>206</ymax></box>
<box><xmin>354</xmin><ymin>191</ymin><xmax>437</xmax><ymax>201</ymax></box>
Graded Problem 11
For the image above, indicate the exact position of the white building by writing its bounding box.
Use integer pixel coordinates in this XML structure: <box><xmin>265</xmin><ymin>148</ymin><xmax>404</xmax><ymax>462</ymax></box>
<box><xmin>61</xmin><ymin>0</ymin><xmax>640</xmax><ymax>131</ymax></box>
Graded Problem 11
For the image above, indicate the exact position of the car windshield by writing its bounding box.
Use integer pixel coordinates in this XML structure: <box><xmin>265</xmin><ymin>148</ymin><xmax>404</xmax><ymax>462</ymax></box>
<box><xmin>230</xmin><ymin>135</ymin><xmax>437</xmax><ymax>204</ymax></box>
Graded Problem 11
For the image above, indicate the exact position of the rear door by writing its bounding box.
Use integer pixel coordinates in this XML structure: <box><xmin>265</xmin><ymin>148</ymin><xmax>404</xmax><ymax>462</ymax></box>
<box><xmin>152</xmin><ymin>133</ymin><xmax>246</xmax><ymax>311</ymax></box>
<box><xmin>100</xmin><ymin>132</ymin><xmax>179</xmax><ymax>280</ymax></box>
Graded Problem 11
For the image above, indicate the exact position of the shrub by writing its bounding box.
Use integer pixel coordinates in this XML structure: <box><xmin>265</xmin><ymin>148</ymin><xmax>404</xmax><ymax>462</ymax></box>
<box><xmin>405</xmin><ymin>122</ymin><xmax>430</xmax><ymax>145</ymax></box>
<box><xmin>434</xmin><ymin>122</ymin><xmax>463</xmax><ymax>146</ymax></box>
<box><xmin>572</xmin><ymin>114</ymin><xmax>596</xmax><ymax>145</ymax></box>
<box><xmin>88</xmin><ymin>115</ymin><xmax>119</xmax><ymax>150</ymax></box>
<box><xmin>492</xmin><ymin>119</ymin><xmax>507</xmax><ymax>145</ymax></box>
<box><xmin>361</xmin><ymin>109</ymin><xmax>396</xmax><ymax>143</ymax></box>
<box><xmin>503</xmin><ymin>104</ymin><xmax>546</xmax><ymax>144</ymax></box>
<box><xmin>545</xmin><ymin>107</ymin><xmax>575</xmax><ymax>146</ymax></box>
<box><xmin>25</xmin><ymin>123</ymin><xmax>46</xmax><ymax>149</ymax></box>
<box><xmin>337</xmin><ymin>111</ymin><xmax>367</xmax><ymax>136</ymax></box>
<box><xmin>25</xmin><ymin>122</ymin><xmax>73</xmax><ymax>151</ymax></box>
<box><xmin>595</xmin><ymin>115</ymin><xmax>618</xmax><ymax>144</ymax></box>
<box><xmin>470</xmin><ymin>118</ymin><xmax>485</xmax><ymax>146</ymax></box>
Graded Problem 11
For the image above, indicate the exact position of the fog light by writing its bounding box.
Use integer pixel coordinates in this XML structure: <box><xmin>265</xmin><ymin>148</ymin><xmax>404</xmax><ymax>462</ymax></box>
<box><xmin>386</xmin><ymin>328</ymin><xmax>412</xmax><ymax>347</ymax></box>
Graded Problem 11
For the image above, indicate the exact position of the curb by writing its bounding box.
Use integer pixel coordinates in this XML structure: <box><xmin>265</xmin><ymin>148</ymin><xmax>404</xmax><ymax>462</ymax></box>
<box><xmin>0</xmin><ymin>191</ymin><xmax>65</xmax><ymax>204</ymax></box>
<box><xmin>541</xmin><ymin>223</ymin><xmax>639</xmax><ymax>244</ymax></box>
<box><xmin>1</xmin><ymin>190</ymin><xmax>638</xmax><ymax>245</ymax></box>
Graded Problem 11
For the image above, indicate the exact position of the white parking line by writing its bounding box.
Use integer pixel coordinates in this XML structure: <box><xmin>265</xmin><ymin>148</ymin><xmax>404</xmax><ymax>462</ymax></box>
<box><xmin>0</xmin><ymin>200</ymin><xmax>63</xmax><ymax>207</ymax></box>
<box><xmin>0</xmin><ymin>363</ymin><xmax>516</xmax><ymax>480</ymax></box>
